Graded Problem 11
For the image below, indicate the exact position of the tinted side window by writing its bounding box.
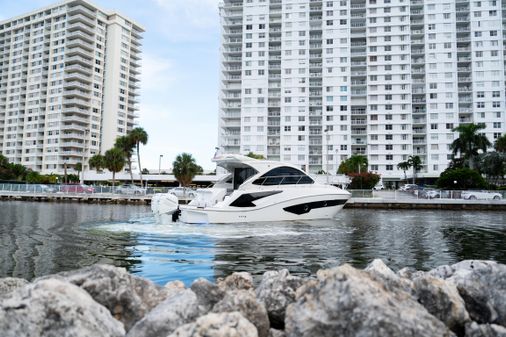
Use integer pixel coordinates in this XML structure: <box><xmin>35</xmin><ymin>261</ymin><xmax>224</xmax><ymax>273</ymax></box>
<box><xmin>253</xmin><ymin>166</ymin><xmax>314</xmax><ymax>185</ymax></box>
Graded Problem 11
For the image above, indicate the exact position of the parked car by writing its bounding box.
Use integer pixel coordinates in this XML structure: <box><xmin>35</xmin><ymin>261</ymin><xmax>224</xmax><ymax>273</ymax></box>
<box><xmin>116</xmin><ymin>184</ymin><xmax>146</xmax><ymax>195</ymax></box>
<box><xmin>61</xmin><ymin>184</ymin><xmax>95</xmax><ymax>194</ymax></box>
<box><xmin>169</xmin><ymin>187</ymin><xmax>196</xmax><ymax>199</ymax></box>
<box><xmin>399</xmin><ymin>184</ymin><xmax>419</xmax><ymax>192</ymax></box>
<box><xmin>37</xmin><ymin>184</ymin><xmax>56</xmax><ymax>193</ymax></box>
<box><xmin>425</xmin><ymin>189</ymin><xmax>441</xmax><ymax>199</ymax></box>
<box><xmin>373</xmin><ymin>181</ymin><xmax>385</xmax><ymax>190</ymax></box>
<box><xmin>461</xmin><ymin>191</ymin><xmax>502</xmax><ymax>200</ymax></box>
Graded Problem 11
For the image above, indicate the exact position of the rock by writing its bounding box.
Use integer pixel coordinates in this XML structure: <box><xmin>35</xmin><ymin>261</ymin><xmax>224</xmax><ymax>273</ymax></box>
<box><xmin>38</xmin><ymin>264</ymin><xmax>170</xmax><ymax>331</ymax></box>
<box><xmin>256</xmin><ymin>269</ymin><xmax>304</xmax><ymax>329</ymax></box>
<box><xmin>0</xmin><ymin>278</ymin><xmax>124</xmax><ymax>337</ymax></box>
<box><xmin>166</xmin><ymin>280</ymin><xmax>186</xmax><ymax>290</ymax></box>
<box><xmin>191</xmin><ymin>278</ymin><xmax>224</xmax><ymax>314</ymax></box>
<box><xmin>428</xmin><ymin>264</ymin><xmax>455</xmax><ymax>279</ymax></box>
<box><xmin>168</xmin><ymin>312</ymin><xmax>258</xmax><ymax>337</ymax></box>
<box><xmin>213</xmin><ymin>289</ymin><xmax>270</xmax><ymax>337</ymax></box>
<box><xmin>285</xmin><ymin>264</ymin><xmax>455</xmax><ymax>337</ymax></box>
<box><xmin>365</xmin><ymin>259</ymin><xmax>415</xmax><ymax>295</ymax></box>
<box><xmin>413</xmin><ymin>275</ymin><xmax>470</xmax><ymax>334</ymax></box>
<box><xmin>397</xmin><ymin>267</ymin><xmax>424</xmax><ymax>280</ymax></box>
<box><xmin>446</xmin><ymin>260</ymin><xmax>506</xmax><ymax>326</ymax></box>
<box><xmin>217</xmin><ymin>272</ymin><xmax>254</xmax><ymax>291</ymax></box>
<box><xmin>465</xmin><ymin>322</ymin><xmax>506</xmax><ymax>337</ymax></box>
<box><xmin>0</xmin><ymin>277</ymin><xmax>28</xmax><ymax>297</ymax></box>
<box><xmin>269</xmin><ymin>328</ymin><xmax>286</xmax><ymax>337</ymax></box>
<box><xmin>127</xmin><ymin>288</ymin><xmax>199</xmax><ymax>337</ymax></box>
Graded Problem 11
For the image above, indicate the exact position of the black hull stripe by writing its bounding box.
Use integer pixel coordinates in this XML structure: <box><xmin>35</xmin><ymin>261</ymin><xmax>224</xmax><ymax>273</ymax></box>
<box><xmin>283</xmin><ymin>199</ymin><xmax>347</xmax><ymax>215</ymax></box>
<box><xmin>230</xmin><ymin>191</ymin><xmax>283</xmax><ymax>207</ymax></box>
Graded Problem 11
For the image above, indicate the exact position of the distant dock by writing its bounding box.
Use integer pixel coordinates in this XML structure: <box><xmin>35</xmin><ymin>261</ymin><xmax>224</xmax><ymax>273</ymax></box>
<box><xmin>345</xmin><ymin>197</ymin><xmax>506</xmax><ymax>211</ymax></box>
<box><xmin>1</xmin><ymin>191</ymin><xmax>505</xmax><ymax>210</ymax></box>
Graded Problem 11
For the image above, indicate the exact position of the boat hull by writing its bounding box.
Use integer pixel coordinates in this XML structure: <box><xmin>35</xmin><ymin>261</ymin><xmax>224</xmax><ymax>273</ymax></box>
<box><xmin>178</xmin><ymin>193</ymin><xmax>349</xmax><ymax>224</ymax></box>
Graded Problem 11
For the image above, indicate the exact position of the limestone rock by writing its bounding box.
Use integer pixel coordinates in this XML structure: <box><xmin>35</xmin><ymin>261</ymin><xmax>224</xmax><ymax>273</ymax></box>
<box><xmin>397</xmin><ymin>267</ymin><xmax>424</xmax><ymax>280</ymax></box>
<box><xmin>365</xmin><ymin>259</ymin><xmax>415</xmax><ymax>295</ymax></box>
<box><xmin>39</xmin><ymin>264</ymin><xmax>169</xmax><ymax>330</ymax></box>
<box><xmin>0</xmin><ymin>277</ymin><xmax>28</xmax><ymax>297</ymax></box>
<box><xmin>269</xmin><ymin>328</ymin><xmax>286</xmax><ymax>337</ymax></box>
<box><xmin>428</xmin><ymin>265</ymin><xmax>455</xmax><ymax>279</ymax></box>
<box><xmin>285</xmin><ymin>264</ymin><xmax>455</xmax><ymax>337</ymax></box>
<box><xmin>166</xmin><ymin>280</ymin><xmax>186</xmax><ymax>290</ymax></box>
<box><xmin>413</xmin><ymin>275</ymin><xmax>470</xmax><ymax>334</ymax></box>
<box><xmin>213</xmin><ymin>289</ymin><xmax>270</xmax><ymax>337</ymax></box>
<box><xmin>168</xmin><ymin>312</ymin><xmax>258</xmax><ymax>337</ymax></box>
<box><xmin>217</xmin><ymin>272</ymin><xmax>254</xmax><ymax>291</ymax></box>
<box><xmin>191</xmin><ymin>278</ymin><xmax>224</xmax><ymax>314</ymax></box>
<box><xmin>465</xmin><ymin>322</ymin><xmax>506</xmax><ymax>337</ymax></box>
<box><xmin>446</xmin><ymin>260</ymin><xmax>506</xmax><ymax>326</ymax></box>
<box><xmin>127</xmin><ymin>288</ymin><xmax>199</xmax><ymax>337</ymax></box>
<box><xmin>256</xmin><ymin>269</ymin><xmax>304</xmax><ymax>329</ymax></box>
<box><xmin>0</xmin><ymin>278</ymin><xmax>124</xmax><ymax>337</ymax></box>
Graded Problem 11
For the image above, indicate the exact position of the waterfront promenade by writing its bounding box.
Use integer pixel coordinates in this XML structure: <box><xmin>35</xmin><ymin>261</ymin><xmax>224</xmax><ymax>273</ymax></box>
<box><xmin>1</xmin><ymin>186</ymin><xmax>505</xmax><ymax>210</ymax></box>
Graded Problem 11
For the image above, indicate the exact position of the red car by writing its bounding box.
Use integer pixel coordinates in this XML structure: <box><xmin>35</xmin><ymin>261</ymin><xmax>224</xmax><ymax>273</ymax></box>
<box><xmin>61</xmin><ymin>184</ymin><xmax>95</xmax><ymax>193</ymax></box>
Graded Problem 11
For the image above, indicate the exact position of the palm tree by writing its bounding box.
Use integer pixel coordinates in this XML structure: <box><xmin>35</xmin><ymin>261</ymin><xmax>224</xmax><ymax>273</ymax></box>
<box><xmin>104</xmin><ymin>147</ymin><xmax>125</xmax><ymax>187</ymax></box>
<box><xmin>494</xmin><ymin>133</ymin><xmax>506</xmax><ymax>153</ymax></box>
<box><xmin>397</xmin><ymin>161</ymin><xmax>410</xmax><ymax>181</ymax></box>
<box><xmin>115</xmin><ymin>135</ymin><xmax>135</xmax><ymax>183</ymax></box>
<box><xmin>130</xmin><ymin>127</ymin><xmax>148</xmax><ymax>187</ymax></box>
<box><xmin>451</xmin><ymin>123</ymin><xmax>491</xmax><ymax>169</ymax></box>
<box><xmin>172</xmin><ymin>153</ymin><xmax>203</xmax><ymax>187</ymax></box>
<box><xmin>407</xmin><ymin>155</ymin><xmax>422</xmax><ymax>184</ymax></box>
<box><xmin>89</xmin><ymin>154</ymin><xmax>105</xmax><ymax>173</ymax></box>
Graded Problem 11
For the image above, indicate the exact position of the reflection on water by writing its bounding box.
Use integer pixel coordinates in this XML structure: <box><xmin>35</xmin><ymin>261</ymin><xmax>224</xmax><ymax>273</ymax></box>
<box><xmin>0</xmin><ymin>201</ymin><xmax>505</xmax><ymax>285</ymax></box>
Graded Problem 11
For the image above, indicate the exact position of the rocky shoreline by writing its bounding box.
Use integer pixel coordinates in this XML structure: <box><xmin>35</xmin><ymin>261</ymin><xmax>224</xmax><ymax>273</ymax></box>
<box><xmin>1</xmin><ymin>260</ymin><xmax>505</xmax><ymax>337</ymax></box>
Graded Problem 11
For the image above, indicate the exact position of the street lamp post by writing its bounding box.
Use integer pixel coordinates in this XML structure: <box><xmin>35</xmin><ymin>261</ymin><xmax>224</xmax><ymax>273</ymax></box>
<box><xmin>159</xmin><ymin>155</ymin><xmax>163</xmax><ymax>175</ymax></box>
<box><xmin>80</xmin><ymin>130</ymin><xmax>89</xmax><ymax>184</ymax></box>
<box><xmin>324</xmin><ymin>128</ymin><xmax>329</xmax><ymax>183</ymax></box>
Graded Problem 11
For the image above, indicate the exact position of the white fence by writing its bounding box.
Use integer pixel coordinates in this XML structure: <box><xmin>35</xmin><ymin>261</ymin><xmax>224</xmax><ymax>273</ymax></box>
<box><xmin>0</xmin><ymin>183</ymin><xmax>182</xmax><ymax>196</ymax></box>
<box><xmin>350</xmin><ymin>189</ymin><xmax>505</xmax><ymax>201</ymax></box>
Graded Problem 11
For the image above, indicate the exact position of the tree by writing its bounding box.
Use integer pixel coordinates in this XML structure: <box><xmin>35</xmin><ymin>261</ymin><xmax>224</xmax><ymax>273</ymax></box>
<box><xmin>397</xmin><ymin>161</ymin><xmax>410</xmax><ymax>181</ymax></box>
<box><xmin>437</xmin><ymin>167</ymin><xmax>487</xmax><ymax>190</ymax></box>
<box><xmin>129</xmin><ymin>127</ymin><xmax>148</xmax><ymax>187</ymax></box>
<box><xmin>141</xmin><ymin>168</ymin><xmax>150</xmax><ymax>174</ymax></box>
<box><xmin>89</xmin><ymin>154</ymin><xmax>105</xmax><ymax>173</ymax></box>
<box><xmin>337</xmin><ymin>155</ymin><xmax>368</xmax><ymax>175</ymax></box>
<box><xmin>172</xmin><ymin>153</ymin><xmax>203</xmax><ymax>187</ymax></box>
<box><xmin>115</xmin><ymin>135</ymin><xmax>135</xmax><ymax>183</ymax></box>
<box><xmin>104</xmin><ymin>148</ymin><xmax>125</xmax><ymax>187</ymax></box>
<box><xmin>451</xmin><ymin>123</ymin><xmax>491</xmax><ymax>169</ymax></box>
<box><xmin>245</xmin><ymin>152</ymin><xmax>265</xmax><ymax>160</ymax></box>
<box><xmin>347</xmin><ymin>172</ymin><xmax>381</xmax><ymax>189</ymax></box>
<box><xmin>75</xmin><ymin>163</ymin><xmax>82</xmax><ymax>175</ymax></box>
<box><xmin>407</xmin><ymin>155</ymin><xmax>422</xmax><ymax>184</ymax></box>
<box><xmin>494</xmin><ymin>133</ymin><xmax>506</xmax><ymax>153</ymax></box>
<box><xmin>479</xmin><ymin>152</ymin><xmax>505</xmax><ymax>185</ymax></box>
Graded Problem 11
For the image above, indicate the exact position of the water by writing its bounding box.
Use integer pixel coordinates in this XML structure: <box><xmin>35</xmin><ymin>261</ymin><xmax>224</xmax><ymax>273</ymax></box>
<box><xmin>0</xmin><ymin>201</ymin><xmax>505</xmax><ymax>285</ymax></box>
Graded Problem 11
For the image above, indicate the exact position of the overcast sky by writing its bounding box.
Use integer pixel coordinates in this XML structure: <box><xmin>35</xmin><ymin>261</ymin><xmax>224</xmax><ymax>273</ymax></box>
<box><xmin>0</xmin><ymin>0</ymin><xmax>221</xmax><ymax>171</ymax></box>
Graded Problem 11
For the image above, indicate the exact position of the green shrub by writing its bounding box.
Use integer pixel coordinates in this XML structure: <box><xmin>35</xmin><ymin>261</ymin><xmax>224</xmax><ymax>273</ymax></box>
<box><xmin>348</xmin><ymin>172</ymin><xmax>381</xmax><ymax>189</ymax></box>
<box><xmin>436</xmin><ymin>168</ymin><xmax>487</xmax><ymax>190</ymax></box>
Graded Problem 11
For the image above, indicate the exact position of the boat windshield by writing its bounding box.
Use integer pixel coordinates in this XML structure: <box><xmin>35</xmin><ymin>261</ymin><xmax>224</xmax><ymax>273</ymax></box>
<box><xmin>233</xmin><ymin>167</ymin><xmax>258</xmax><ymax>190</ymax></box>
<box><xmin>252</xmin><ymin>166</ymin><xmax>314</xmax><ymax>186</ymax></box>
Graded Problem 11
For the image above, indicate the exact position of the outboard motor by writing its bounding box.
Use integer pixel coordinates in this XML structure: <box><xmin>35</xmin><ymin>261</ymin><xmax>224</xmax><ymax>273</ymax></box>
<box><xmin>158</xmin><ymin>193</ymin><xmax>179</xmax><ymax>216</ymax></box>
<box><xmin>172</xmin><ymin>207</ymin><xmax>181</xmax><ymax>222</ymax></box>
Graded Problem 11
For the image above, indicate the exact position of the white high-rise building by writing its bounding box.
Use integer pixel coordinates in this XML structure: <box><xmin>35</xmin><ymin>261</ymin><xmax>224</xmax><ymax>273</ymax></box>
<box><xmin>0</xmin><ymin>0</ymin><xmax>143</xmax><ymax>174</ymax></box>
<box><xmin>219</xmin><ymin>0</ymin><xmax>506</xmax><ymax>182</ymax></box>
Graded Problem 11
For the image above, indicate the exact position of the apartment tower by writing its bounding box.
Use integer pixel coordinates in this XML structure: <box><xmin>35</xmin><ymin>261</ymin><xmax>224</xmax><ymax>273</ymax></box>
<box><xmin>0</xmin><ymin>0</ymin><xmax>143</xmax><ymax>174</ymax></box>
<box><xmin>219</xmin><ymin>0</ymin><xmax>506</xmax><ymax>181</ymax></box>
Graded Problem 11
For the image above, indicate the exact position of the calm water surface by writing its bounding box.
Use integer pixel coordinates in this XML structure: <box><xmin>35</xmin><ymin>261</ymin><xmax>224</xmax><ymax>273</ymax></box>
<box><xmin>0</xmin><ymin>201</ymin><xmax>505</xmax><ymax>285</ymax></box>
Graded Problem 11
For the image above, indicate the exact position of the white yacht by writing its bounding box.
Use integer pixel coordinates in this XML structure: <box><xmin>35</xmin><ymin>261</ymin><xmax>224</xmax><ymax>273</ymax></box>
<box><xmin>151</xmin><ymin>154</ymin><xmax>351</xmax><ymax>224</ymax></box>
